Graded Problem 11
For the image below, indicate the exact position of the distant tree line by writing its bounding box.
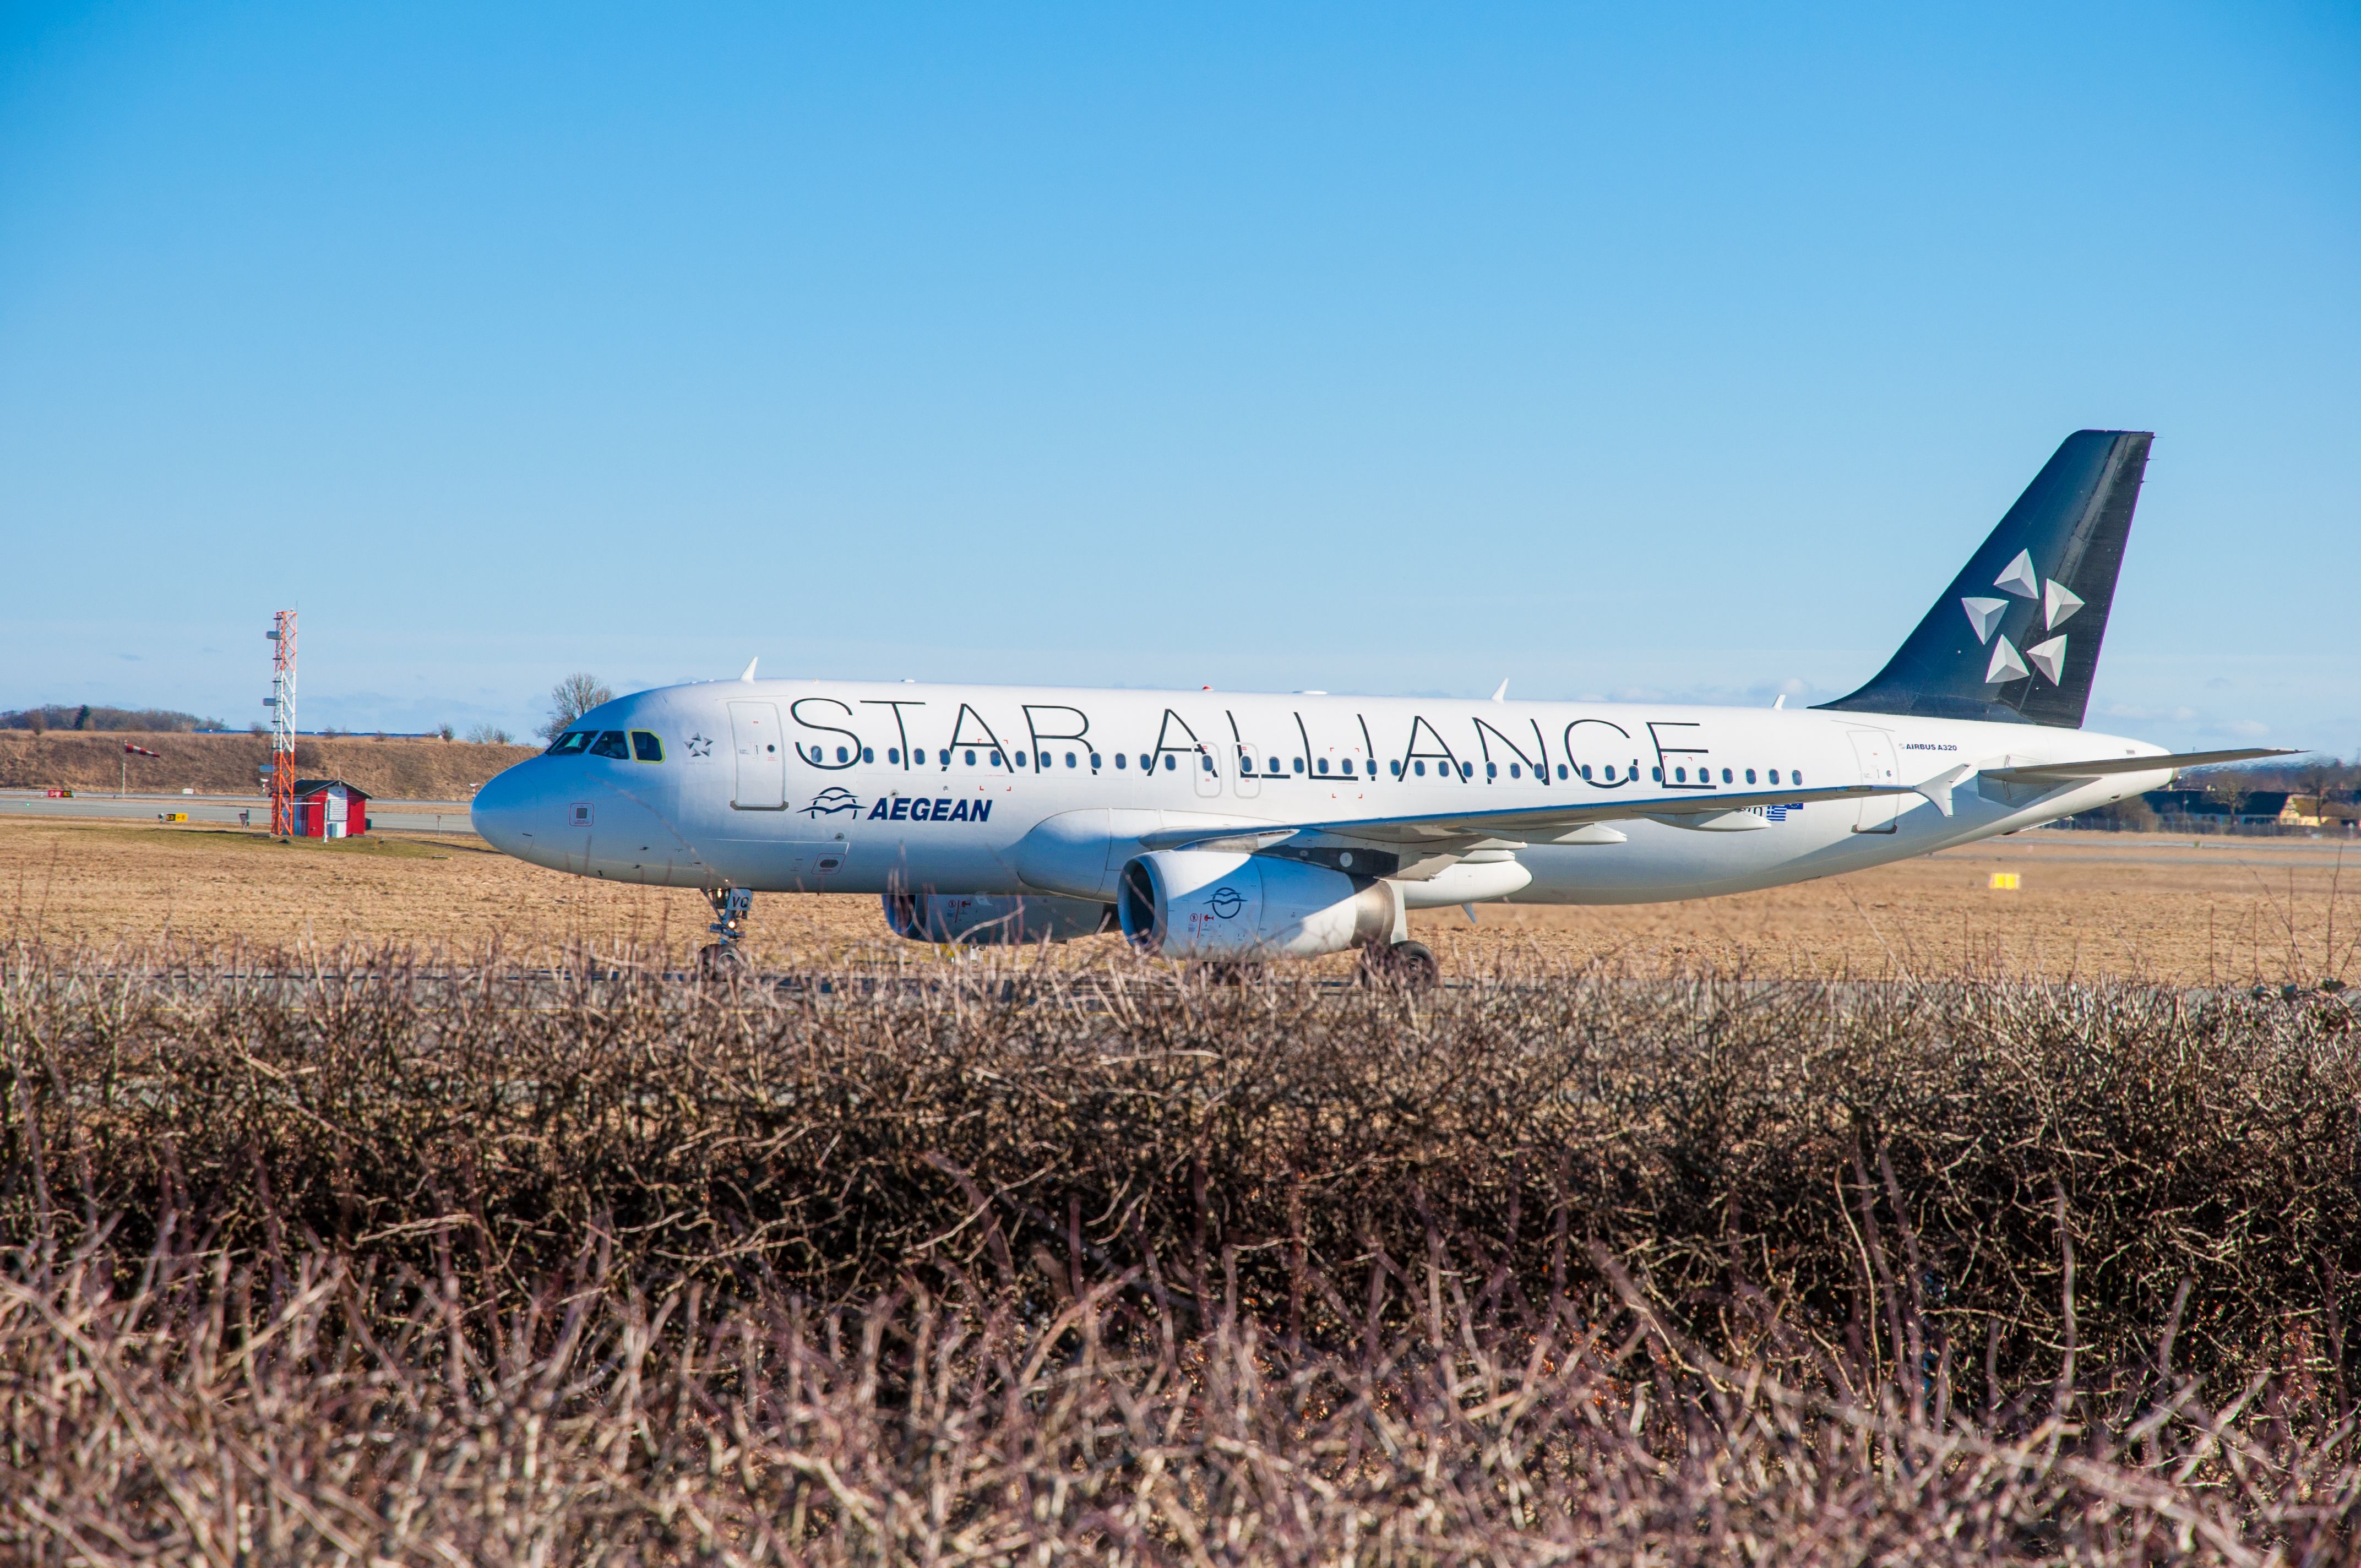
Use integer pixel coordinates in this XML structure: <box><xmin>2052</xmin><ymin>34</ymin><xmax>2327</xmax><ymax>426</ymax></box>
<box><xmin>2</xmin><ymin>704</ymin><xmax>227</xmax><ymax>733</ymax></box>
<box><xmin>2181</xmin><ymin>753</ymin><xmax>2360</xmax><ymax>805</ymax></box>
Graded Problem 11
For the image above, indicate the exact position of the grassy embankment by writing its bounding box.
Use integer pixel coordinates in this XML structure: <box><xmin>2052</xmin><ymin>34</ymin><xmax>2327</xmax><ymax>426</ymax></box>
<box><xmin>0</xmin><ymin>729</ymin><xmax>538</xmax><ymax>798</ymax></box>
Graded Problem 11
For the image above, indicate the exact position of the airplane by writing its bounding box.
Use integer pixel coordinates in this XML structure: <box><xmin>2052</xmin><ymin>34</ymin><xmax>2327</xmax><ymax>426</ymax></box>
<box><xmin>471</xmin><ymin>429</ymin><xmax>2289</xmax><ymax>983</ymax></box>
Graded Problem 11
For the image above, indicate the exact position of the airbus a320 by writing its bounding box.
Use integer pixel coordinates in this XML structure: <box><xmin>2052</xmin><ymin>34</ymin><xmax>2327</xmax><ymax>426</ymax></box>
<box><xmin>472</xmin><ymin>430</ymin><xmax>2286</xmax><ymax>984</ymax></box>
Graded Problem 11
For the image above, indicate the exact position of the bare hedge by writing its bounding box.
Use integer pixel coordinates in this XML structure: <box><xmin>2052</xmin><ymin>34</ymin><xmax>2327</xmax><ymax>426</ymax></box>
<box><xmin>3</xmin><ymin>945</ymin><xmax>2355</xmax><ymax>1562</ymax></box>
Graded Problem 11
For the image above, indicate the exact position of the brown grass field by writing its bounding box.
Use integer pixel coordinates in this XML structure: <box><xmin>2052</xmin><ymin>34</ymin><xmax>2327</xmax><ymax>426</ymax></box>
<box><xmin>0</xmin><ymin>811</ymin><xmax>2353</xmax><ymax>984</ymax></box>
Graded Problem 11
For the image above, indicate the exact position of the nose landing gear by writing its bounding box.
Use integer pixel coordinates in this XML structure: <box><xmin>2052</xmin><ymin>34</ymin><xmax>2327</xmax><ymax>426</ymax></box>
<box><xmin>699</xmin><ymin>886</ymin><xmax>753</xmax><ymax>979</ymax></box>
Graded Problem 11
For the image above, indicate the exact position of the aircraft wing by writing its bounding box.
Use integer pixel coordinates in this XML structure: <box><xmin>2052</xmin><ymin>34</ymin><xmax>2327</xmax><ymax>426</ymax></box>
<box><xmin>1135</xmin><ymin>747</ymin><xmax>2295</xmax><ymax>858</ymax></box>
<box><xmin>1135</xmin><ymin>781</ymin><xmax>1914</xmax><ymax>853</ymax></box>
<box><xmin>1981</xmin><ymin>746</ymin><xmax>2294</xmax><ymax>783</ymax></box>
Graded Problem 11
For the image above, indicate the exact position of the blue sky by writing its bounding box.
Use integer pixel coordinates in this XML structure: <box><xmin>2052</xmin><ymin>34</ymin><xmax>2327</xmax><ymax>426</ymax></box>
<box><xmin>3</xmin><ymin>4</ymin><xmax>2356</xmax><ymax>751</ymax></box>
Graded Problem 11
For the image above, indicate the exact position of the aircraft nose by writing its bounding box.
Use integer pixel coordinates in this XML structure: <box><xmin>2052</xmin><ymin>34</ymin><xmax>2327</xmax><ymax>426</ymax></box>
<box><xmin>470</xmin><ymin>763</ymin><xmax>541</xmax><ymax>856</ymax></box>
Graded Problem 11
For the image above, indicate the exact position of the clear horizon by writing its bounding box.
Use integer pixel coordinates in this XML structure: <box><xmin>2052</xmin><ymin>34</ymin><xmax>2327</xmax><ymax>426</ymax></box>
<box><xmin>3</xmin><ymin>5</ymin><xmax>2356</xmax><ymax>755</ymax></box>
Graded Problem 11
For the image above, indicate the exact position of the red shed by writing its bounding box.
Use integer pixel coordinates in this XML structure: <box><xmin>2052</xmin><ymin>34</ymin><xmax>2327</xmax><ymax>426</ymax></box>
<box><xmin>290</xmin><ymin>778</ymin><xmax>372</xmax><ymax>839</ymax></box>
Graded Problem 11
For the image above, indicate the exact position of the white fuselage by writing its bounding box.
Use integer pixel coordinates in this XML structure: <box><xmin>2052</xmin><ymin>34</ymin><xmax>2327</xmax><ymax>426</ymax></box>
<box><xmin>469</xmin><ymin>678</ymin><xmax>2170</xmax><ymax>906</ymax></box>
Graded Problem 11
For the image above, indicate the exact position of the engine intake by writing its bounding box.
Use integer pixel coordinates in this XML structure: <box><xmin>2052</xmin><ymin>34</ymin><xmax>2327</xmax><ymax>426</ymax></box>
<box><xmin>882</xmin><ymin>892</ymin><xmax>1116</xmax><ymax>945</ymax></box>
<box><xmin>1115</xmin><ymin>850</ymin><xmax>1399</xmax><ymax>959</ymax></box>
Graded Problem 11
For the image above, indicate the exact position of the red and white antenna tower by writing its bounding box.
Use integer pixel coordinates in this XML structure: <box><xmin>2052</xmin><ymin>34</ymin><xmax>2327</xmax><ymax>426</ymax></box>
<box><xmin>266</xmin><ymin>610</ymin><xmax>297</xmax><ymax>835</ymax></box>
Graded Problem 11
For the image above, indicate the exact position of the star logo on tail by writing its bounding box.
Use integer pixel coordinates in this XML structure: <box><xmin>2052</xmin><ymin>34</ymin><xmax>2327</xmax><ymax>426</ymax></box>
<box><xmin>1967</xmin><ymin>557</ymin><xmax>2083</xmax><ymax>685</ymax></box>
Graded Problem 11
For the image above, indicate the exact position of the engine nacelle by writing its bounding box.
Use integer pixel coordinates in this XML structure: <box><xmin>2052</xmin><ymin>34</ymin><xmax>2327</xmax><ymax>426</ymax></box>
<box><xmin>1114</xmin><ymin>850</ymin><xmax>1399</xmax><ymax>959</ymax></box>
<box><xmin>882</xmin><ymin>892</ymin><xmax>1116</xmax><ymax>945</ymax></box>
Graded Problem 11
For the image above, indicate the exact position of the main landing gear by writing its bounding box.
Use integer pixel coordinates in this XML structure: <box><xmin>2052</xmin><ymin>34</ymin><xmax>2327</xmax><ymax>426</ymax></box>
<box><xmin>1357</xmin><ymin>939</ymin><xmax>1439</xmax><ymax>992</ymax></box>
<box><xmin>699</xmin><ymin>886</ymin><xmax>753</xmax><ymax>979</ymax></box>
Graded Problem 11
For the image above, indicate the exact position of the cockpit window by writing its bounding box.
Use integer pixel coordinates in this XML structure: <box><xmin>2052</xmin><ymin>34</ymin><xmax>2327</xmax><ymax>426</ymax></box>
<box><xmin>546</xmin><ymin>731</ymin><xmax>595</xmax><ymax>756</ymax></box>
<box><xmin>630</xmin><ymin>731</ymin><xmax>664</xmax><ymax>763</ymax></box>
<box><xmin>589</xmin><ymin>731</ymin><xmax>631</xmax><ymax>759</ymax></box>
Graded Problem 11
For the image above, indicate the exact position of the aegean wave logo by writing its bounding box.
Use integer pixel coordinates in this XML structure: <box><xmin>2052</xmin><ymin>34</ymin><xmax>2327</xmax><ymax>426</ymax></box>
<box><xmin>801</xmin><ymin>788</ymin><xmax>863</xmax><ymax>818</ymax></box>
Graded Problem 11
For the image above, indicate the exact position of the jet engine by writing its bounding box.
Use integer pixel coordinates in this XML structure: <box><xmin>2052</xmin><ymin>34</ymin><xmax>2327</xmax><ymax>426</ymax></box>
<box><xmin>882</xmin><ymin>892</ymin><xmax>1116</xmax><ymax>945</ymax></box>
<box><xmin>1114</xmin><ymin>850</ymin><xmax>1399</xmax><ymax>959</ymax></box>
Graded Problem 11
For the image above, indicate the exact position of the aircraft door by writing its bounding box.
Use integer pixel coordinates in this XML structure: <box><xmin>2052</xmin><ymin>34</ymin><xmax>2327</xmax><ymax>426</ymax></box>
<box><xmin>1233</xmin><ymin>739</ymin><xmax>1262</xmax><ymax>798</ymax></box>
<box><xmin>729</xmin><ymin>701</ymin><xmax>786</xmax><ymax>810</ymax></box>
<box><xmin>1193</xmin><ymin>741</ymin><xmax>1222</xmax><ymax>799</ymax></box>
<box><xmin>1847</xmin><ymin>728</ymin><xmax>1900</xmax><ymax>834</ymax></box>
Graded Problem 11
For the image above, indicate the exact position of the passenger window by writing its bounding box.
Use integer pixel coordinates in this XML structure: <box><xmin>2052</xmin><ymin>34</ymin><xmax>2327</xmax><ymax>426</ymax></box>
<box><xmin>1163</xmin><ymin>755</ymin><xmax>1176</xmax><ymax>771</ymax></box>
<box><xmin>630</xmin><ymin>731</ymin><xmax>664</xmax><ymax>762</ymax></box>
<box><xmin>1487</xmin><ymin>763</ymin><xmax>1499</xmax><ymax>778</ymax></box>
<box><xmin>965</xmin><ymin>749</ymin><xmax>977</xmax><ymax>765</ymax></box>
<box><xmin>991</xmin><ymin>751</ymin><xmax>1004</xmax><ymax>767</ymax></box>
<box><xmin>1793</xmin><ymin>772</ymin><xmax>1803</xmax><ymax>786</ymax></box>
<box><xmin>862</xmin><ymin>748</ymin><xmax>875</xmax><ymax>764</ymax></box>
<box><xmin>887</xmin><ymin>748</ymin><xmax>900</xmax><ymax>764</ymax></box>
<box><xmin>1340</xmin><ymin>759</ymin><xmax>1352</xmax><ymax>775</ymax></box>
<box><xmin>1200</xmin><ymin>754</ymin><xmax>1214</xmax><ymax>772</ymax></box>
<box><xmin>1674</xmin><ymin>766</ymin><xmax>1686</xmax><ymax>782</ymax></box>
<box><xmin>1769</xmin><ymin>769</ymin><xmax>1779</xmax><ymax>785</ymax></box>
<box><xmin>1745</xmin><ymin>768</ymin><xmax>1756</xmax><ymax>783</ymax></box>
<box><xmin>1293</xmin><ymin>758</ymin><xmax>1303</xmax><ymax>773</ymax></box>
<box><xmin>1722</xmin><ymin>768</ymin><xmax>1733</xmax><ymax>783</ymax></box>
<box><xmin>1065</xmin><ymin>752</ymin><xmax>1076</xmax><ymax>767</ymax></box>
<box><xmin>1652</xmin><ymin>767</ymin><xmax>1662</xmax><ymax>782</ymax></box>
<box><xmin>1089</xmin><ymin>753</ymin><xmax>1101</xmax><ymax>769</ymax></box>
<box><xmin>590</xmin><ymin>731</ymin><xmax>630</xmax><ymax>759</ymax></box>
<box><xmin>1316</xmin><ymin>758</ymin><xmax>1329</xmax><ymax>775</ymax></box>
<box><xmin>547</xmin><ymin>731</ymin><xmax>594</xmax><ymax>755</ymax></box>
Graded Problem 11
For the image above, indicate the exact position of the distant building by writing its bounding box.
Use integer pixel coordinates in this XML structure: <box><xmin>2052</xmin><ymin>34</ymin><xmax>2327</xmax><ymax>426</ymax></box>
<box><xmin>2280</xmin><ymin>793</ymin><xmax>2361</xmax><ymax>828</ymax></box>
<box><xmin>290</xmin><ymin>778</ymin><xmax>371</xmax><ymax>839</ymax></box>
<box><xmin>2143</xmin><ymin>789</ymin><xmax>2292</xmax><ymax>828</ymax></box>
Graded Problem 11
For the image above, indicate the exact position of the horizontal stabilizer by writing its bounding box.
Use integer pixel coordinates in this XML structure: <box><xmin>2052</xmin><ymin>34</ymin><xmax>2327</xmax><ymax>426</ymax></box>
<box><xmin>1982</xmin><ymin>746</ymin><xmax>2294</xmax><ymax>783</ymax></box>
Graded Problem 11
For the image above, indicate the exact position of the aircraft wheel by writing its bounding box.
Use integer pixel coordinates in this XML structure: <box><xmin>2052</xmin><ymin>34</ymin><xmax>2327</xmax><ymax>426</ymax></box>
<box><xmin>697</xmin><ymin>942</ymin><xmax>749</xmax><ymax>981</ymax></box>
<box><xmin>1358</xmin><ymin>940</ymin><xmax>1439</xmax><ymax>992</ymax></box>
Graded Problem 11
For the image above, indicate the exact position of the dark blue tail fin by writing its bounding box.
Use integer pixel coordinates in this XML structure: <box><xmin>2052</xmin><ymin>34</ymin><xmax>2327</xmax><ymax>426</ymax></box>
<box><xmin>1818</xmin><ymin>430</ymin><xmax>2150</xmax><ymax>728</ymax></box>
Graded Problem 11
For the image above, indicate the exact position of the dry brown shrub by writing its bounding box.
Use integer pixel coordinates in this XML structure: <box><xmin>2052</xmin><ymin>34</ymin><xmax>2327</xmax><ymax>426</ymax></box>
<box><xmin>2</xmin><ymin>942</ymin><xmax>2356</xmax><ymax>1562</ymax></box>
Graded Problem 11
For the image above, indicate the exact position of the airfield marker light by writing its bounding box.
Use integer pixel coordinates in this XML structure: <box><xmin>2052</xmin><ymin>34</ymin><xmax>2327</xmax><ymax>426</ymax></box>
<box><xmin>1989</xmin><ymin>872</ymin><xmax>2020</xmax><ymax>890</ymax></box>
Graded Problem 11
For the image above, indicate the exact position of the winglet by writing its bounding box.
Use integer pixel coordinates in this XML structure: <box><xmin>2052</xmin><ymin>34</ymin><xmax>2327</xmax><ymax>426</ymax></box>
<box><xmin>1913</xmin><ymin>763</ymin><xmax>1977</xmax><ymax>818</ymax></box>
<box><xmin>1490</xmin><ymin>679</ymin><xmax>1509</xmax><ymax>703</ymax></box>
<box><xmin>739</xmin><ymin>657</ymin><xmax>759</xmax><ymax>683</ymax></box>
